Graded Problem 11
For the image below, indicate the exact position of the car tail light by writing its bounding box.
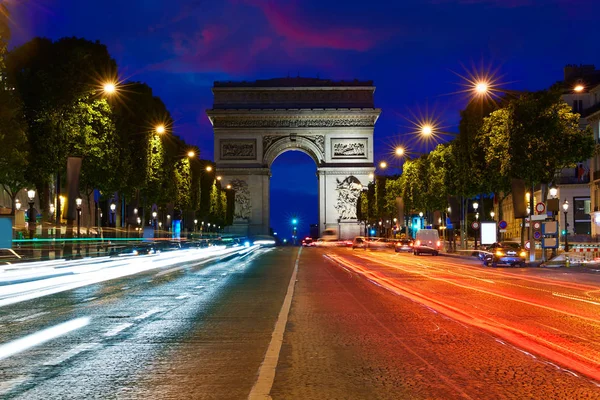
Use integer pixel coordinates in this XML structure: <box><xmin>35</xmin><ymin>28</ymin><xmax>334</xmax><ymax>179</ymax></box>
<box><xmin>345</xmin><ymin>241</ymin><xmax>352</xmax><ymax>245</ymax></box>
<box><xmin>436</xmin><ymin>241</ymin><xmax>440</xmax><ymax>247</ymax></box>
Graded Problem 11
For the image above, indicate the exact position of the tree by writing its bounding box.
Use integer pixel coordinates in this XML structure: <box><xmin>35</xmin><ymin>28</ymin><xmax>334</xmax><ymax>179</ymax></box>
<box><xmin>427</xmin><ymin>143</ymin><xmax>458</xmax><ymax>213</ymax></box>
<box><xmin>6</xmin><ymin>37</ymin><xmax>118</xmax><ymax>222</ymax></box>
<box><xmin>384</xmin><ymin>176</ymin><xmax>402</xmax><ymax>218</ymax></box>
<box><xmin>0</xmin><ymin>4</ymin><xmax>30</xmax><ymax>214</ymax></box>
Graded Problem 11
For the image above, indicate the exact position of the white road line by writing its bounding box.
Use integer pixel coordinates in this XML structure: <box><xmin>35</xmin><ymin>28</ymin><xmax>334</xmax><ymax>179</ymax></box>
<box><xmin>176</xmin><ymin>294</ymin><xmax>189</xmax><ymax>300</ymax></box>
<box><xmin>14</xmin><ymin>311</ymin><xmax>50</xmax><ymax>322</ymax></box>
<box><xmin>82</xmin><ymin>297</ymin><xmax>97</xmax><ymax>302</ymax></box>
<box><xmin>248</xmin><ymin>247</ymin><xmax>301</xmax><ymax>400</ymax></box>
<box><xmin>104</xmin><ymin>323</ymin><xmax>134</xmax><ymax>337</ymax></box>
<box><xmin>0</xmin><ymin>375</ymin><xmax>30</xmax><ymax>395</ymax></box>
<box><xmin>43</xmin><ymin>342</ymin><xmax>100</xmax><ymax>366</ymax></box>
<box><xmin>133</xmin><ymin>308</ymin><xmax>162</xmax><ymax>320</ymax></box>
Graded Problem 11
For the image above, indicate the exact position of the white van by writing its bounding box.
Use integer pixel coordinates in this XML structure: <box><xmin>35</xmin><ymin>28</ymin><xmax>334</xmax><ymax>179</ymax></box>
<box><xmin>321</xmin><ymin>228</ymin><xmax>339</xmax><ymax>242</ymax></box>
<box><xmin>414</xmin><ymin>229</ymin><xmax>441</xmax><ymax>256</ymax></box>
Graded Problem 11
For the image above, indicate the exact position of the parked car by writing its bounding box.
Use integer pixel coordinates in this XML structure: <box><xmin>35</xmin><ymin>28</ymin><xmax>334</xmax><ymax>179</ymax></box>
<box><xmin>413</xmin><ymin>229</ymin><xmax>442</xmax><ymax>256</ymax></box>
<box><xmin>394</xmin><ymin>239</ymin><xmax>414</xmax><ymax>253</ymax></box>
<box><xmin>482</xmin><ymin>242</ymin><xmax>527</xmax><ymax>267</ymax></box>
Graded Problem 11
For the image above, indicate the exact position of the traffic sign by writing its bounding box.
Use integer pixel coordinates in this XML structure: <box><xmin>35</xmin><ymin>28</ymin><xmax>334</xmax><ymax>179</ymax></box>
<box><xmin>498</xmin><ymin>220</ymin><xmax>508</xmax><ymax>230</ymax></box>
<box><xmin>533</xmin><ymin>221</ymin><xmax>542</xmax><ymax>231</ymax></box>
<box><xmin>535</xmin><ymin>202</ymin><xmax>546</xmax><ymax>214</ymax></box>
<box><xmin>525</xmin><ymin>241</ymin><xmax>531</xmax><ymax>250</ymax></box>
<box><xmin>471</xmin><ymin>221</ymin><xmax>480</xmax><ymax>230</ymax></box>
<box><xmin>533</xmin><ymin>231</ymin><xmax>542</xmax><ymax>240</ymax></box>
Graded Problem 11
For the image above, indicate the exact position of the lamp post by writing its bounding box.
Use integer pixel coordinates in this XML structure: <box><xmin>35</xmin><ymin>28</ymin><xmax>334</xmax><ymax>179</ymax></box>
<box><xmin>137</xmin><ymin>217</ymin><xmax>141</xmax><ymax>237</ymax></box>
<box><xmin>194</xmin><ymin>219</ymin><xmax>198</xmax><ymax>234</ymax></box>
<box><xmin>292</xmin><ymin>218</ymin><xmax>298</xmax><ymax>245</ymax></box>
<box><xmin>473</xmin><ymin>202</ymin><xmax>479</xmax><ymax>249</ymax></box>
<box><xmin>419</xmin><ymin>212</ymin><xmax>424</xmax><ymax>230</ymax></box>
<box><xmin>490</xmin><ymin>211</ymin><xmax>495</xmax><ymax>220</ymax></box>
<box><xmin>27</xmin><ymin>189</ymin><xmax>36</xmax><ymax>239</ymax></box>
<box><xmin>110</xmin><ymin>202</ymin><xmax>116</xmax><ymax>236</ymax></box>
<box><xmin>563</xmin><ymin>200</ymin><xmax>569</xmax><ymax>252</ymax></box>
<box><xmin>75</xmin><ymin>197</ymin><xmax>82</xmax><ymax>238</ymax></box>
<box><xmin>152</xmin><ymin>211</ymin><xmax>158</xmax><ymax>237</ymax></box>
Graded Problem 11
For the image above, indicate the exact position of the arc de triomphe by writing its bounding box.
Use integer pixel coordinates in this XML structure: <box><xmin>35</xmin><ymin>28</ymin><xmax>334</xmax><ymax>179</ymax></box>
<box><xmin>206</xmin><ymin>78</ymin><xmax>381</xmax><ymax>239</ymax></box>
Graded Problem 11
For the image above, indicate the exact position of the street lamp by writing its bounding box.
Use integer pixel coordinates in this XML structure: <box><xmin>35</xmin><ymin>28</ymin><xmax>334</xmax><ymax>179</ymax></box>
<box><xmin>379</xmin><ymin>161</ymin><xmax>387</xmax><ymax>169</ymax></box>
<box><xmin>549</xmin><ymin>187</ymin><xmax>558</xmax><ymax>198</ymax></box>
<box><xmin>152</xmin><ymin>211</ymin><xmax>158</xmax><ymax>235</ymax></box>
<box><xmin>187</xmin><ymin>151</ymin><xmax>195</xmax><ymax>158</ymax></box>
<box><xmin>76</xmin><ymin>197</ymin><xmax>82</xmax><ymax>237</ymax></box>
<box><xmin>27</xmin><ymin>189</ymin><xmax>36</xmax><ymax>239</ymax></box>
<box><xmin>473</xmin><ymin>201</ymin><xmax>479</xmax><ymax>250</ymax></box>
<box><xmin>490</xmin><ymin>211</ymin><xmax>495</xmax><ymax>220</ymax></box>
<box><xmin>15</xmin><ymin>199</ymin><xmax>21</xmax><ymax>212</ymax></box>
<box><xmin>110</xmin><ymin>202</ymin><xmax>116</xmax><ymax>229</ymax></box>
<box><xmin>206</xmin><ymin>166</ymin><xmax>213</xmax><ymax>172</ymax></box>
<box><xmin>194</xmin><ymin>219</ymin><xmax>198</xmax><ymax>232</ymax></box>
<box><xmin>563</xmin><ymin>200</ymin><xmax>569</xmax><ymax>252</ymax></box>
<box><xmin>155</xmin><ymin>125</ymin><xmax>166</xmax><ymax>135</ymax></box>
<box><xmin>421</xmin><ymin>124</ymin><xmax>433</xmax><ymax>136</ymax></box>
<box><xmin>395</xmin><ymin>147</ymin><xmax>405</xmax><ymax>156</ymax></box>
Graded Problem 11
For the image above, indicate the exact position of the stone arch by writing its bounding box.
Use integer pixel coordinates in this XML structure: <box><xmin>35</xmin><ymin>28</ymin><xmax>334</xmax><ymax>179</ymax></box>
<box><xmin>263</xmin><ymin>136</ymin><xmax>324</xmax><ymax>167</ymax></box>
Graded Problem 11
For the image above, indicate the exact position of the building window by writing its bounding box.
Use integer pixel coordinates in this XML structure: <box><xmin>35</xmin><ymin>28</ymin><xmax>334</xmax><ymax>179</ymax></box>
<box><xmin>573</xmin><ymin>196</ymin><xmax>591</xmax><ymax>235</ymax></box>
<box><xmin>573</xmin><ymin>99</ymin><xmax>584</xmax><ymax>113</ymax></box>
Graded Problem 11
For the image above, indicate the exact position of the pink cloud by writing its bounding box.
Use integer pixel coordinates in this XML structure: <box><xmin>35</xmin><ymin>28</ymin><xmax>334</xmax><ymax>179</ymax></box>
<box><xmin>238</xmin><ymin>0</ymin><xmax>376</xmax><ymax>51</ymax></box>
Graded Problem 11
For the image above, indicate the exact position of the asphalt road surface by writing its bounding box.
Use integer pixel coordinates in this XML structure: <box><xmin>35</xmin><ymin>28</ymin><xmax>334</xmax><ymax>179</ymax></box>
<box><xmin>1</xmin><ymin>246</ymin><xmax>600</xmax><ymax>399</ymax></box>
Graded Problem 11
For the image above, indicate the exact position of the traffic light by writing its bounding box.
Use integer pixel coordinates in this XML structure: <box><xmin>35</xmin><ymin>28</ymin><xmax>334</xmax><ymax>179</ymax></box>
<box><xmin>561</xmin><ymin>229</ymin><xmax>567</xmax><ymax>235</ymax></box>
<box><xmin>292</xmin><ymin>218</ymin><xmax>298</xmax><ymax>225</ymax></box>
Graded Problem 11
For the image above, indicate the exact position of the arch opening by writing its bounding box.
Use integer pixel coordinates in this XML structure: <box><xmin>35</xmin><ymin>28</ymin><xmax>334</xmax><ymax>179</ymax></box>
<box><xmin>270</xmin><ymin>150</ymin><xmax>318</xmax><ymax>243</ymax></box>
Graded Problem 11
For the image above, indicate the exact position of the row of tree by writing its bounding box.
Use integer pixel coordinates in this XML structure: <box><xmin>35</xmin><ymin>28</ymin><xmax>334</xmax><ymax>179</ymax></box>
<box><xmin>360</xmin><ymin>89</ymin><xmax>595</xmax><ymax>228</ymax></box>
<box><xmin>0</xmin><ymin>6</ymin><xmax>230</xmax><ymax>233</ymax></box>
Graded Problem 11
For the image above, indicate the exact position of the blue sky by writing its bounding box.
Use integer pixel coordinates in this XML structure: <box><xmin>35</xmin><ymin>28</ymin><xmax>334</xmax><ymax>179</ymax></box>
<box><xmin>6</xmin><ymin>0</ymin><xmax>600</xmax><ymax>239</ymax></box>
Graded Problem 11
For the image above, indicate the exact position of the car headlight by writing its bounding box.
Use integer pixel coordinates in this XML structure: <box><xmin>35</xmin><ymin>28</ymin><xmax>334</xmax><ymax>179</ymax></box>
<box><xmin>520</xmin><ymin>251</ymin><xmax>527</xmax><ymax>257</ymax></box>
<box><xmin>495</xmin><ymin>250</ymin><xmax>505</xmax><ymax>257</ymax></box>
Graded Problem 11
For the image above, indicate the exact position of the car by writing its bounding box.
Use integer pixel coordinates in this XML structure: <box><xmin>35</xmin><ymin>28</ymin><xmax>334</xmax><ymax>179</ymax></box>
<box><xmin>301</xmin><ymin>237</ymin><xmax>315</xmax><ymax>247</ymax></box>
<box><xmin>413</xmin><ymin>229</ymin><xmax>442</xmax><ymax>256</ymax></box>
<box><xmin>394</xmin><ymin>239</ymin><xmax>414</xmax><ymax>253</ymax></box>
<box><xmin>482</xmin><ymin>242</ymin><xmax>527</xmax><ymax>267</ymax></box>
<box><xmin>352</xmin><ymin>236</ymin><xmax>367</xmax><ymax>249</ymax></box>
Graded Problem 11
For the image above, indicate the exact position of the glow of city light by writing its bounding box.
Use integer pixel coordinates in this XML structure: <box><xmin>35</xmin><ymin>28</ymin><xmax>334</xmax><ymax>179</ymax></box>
<box><xmin>103</xmin><ymin>82</ymin><xmax>117</xmax><ymax>94</ymax></box>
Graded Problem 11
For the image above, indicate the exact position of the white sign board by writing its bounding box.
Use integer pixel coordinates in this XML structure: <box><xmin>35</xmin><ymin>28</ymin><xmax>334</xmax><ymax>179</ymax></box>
<box><xmin>480</xmin><ymin>222</ymin><xmax>497</xmax><ymax>245</ymax></box>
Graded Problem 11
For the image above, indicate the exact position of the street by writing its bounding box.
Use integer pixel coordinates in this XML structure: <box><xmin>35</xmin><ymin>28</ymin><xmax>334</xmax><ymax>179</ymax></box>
<box><xmin>1</xmin><ymin>246</ymin><xmax>600</xmax><ymax>399</ymax></box>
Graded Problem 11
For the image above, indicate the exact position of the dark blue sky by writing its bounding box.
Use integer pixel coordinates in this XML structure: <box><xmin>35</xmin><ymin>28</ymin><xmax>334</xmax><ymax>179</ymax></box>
<box><xmin>7</xmin><ymin>0</ymin><xmax>600</xmax><ymax>239</ymax></box>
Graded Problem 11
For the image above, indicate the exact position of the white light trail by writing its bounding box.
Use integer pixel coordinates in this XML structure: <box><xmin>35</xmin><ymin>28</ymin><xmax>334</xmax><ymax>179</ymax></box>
<box><xmin>0</xmin><ymin>317</ymin><xmax>90</xmax><ymax>361</ymax></box>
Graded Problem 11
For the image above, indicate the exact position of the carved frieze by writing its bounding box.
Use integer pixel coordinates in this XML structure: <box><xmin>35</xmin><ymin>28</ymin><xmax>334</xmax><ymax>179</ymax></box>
<box><xmin>262</xmin><ymin>134</ymin><xmax>326</xmax><ymax>154</ymax></box>
<box><xmin>212</xmin><ymin>116</ymin><xmax>377</xmax><ymax>128</ymax></box>
<box><xmin>220</xmin><ymin>139</ymin><xmax>256</xmax><ymax>160</ymax></box>
<box><xmin>331</xmin><ymin>138</ymin><xmax>368</xmax><ymax>159</ymax></box>
<box><xmin>335</xmin><ymin>176</ymin><xmax>363</xmax><ymax>220</ymax></box>
<box><xmin>213</xmin><ymin>89</ymin><xmax>374</xmax><ymax>108</ymax></box>
<box><xmin>230</xmin><ymin>179</ymin><xmax>251</xmax><ymax>220</ymax></box>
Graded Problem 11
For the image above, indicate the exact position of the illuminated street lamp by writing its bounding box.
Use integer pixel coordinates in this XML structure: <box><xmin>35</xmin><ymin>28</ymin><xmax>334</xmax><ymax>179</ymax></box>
<box><xmin>475</xmin><ymin>81</ymin><xmax>489</xmax><ymax>95</ymax></box>
<box><xmin>155</xmin><ymin>125</ymin><xmax>166</xmax><ymax>135</ymax></box>
<box><xmin>226</xmin><ymin>184</ymin><xmax>232</xmax><ymax>190</ymax></box>
<box><xmin>574</xmin><ymin>84</ymin><xmax>585</xmax><ymax>93</ymax></box>
<box><xmin>194</xmin><ymin>219</ymin><xmax>198</xmax><ymax>232</ymax></box>
<box><xmin>490</xmin><ymin>211</ymin><xmax>495</xmax><ymax>220</ymax></box>
<box><xmin>187</xmin><ymin>150</ymin><xmax>195</xmax><ymax>158</ymax></box>
<box><xmin>206</xmin><ymin>166</ymin><xmax>213</xmax><ymax>172</ymax></box>
<box><xmin>395</xmin><ymin>147</ymin><xmax>405</xmax><ymax>156</ymax></box>
<box><xmin>110</xmin><ymin>202</ymin><xmax>116</xmax><ymax>229</ymax></box>
<box><xmin>421</xmin><ymin>124</ymin><xmax>433</xmax><ymax>136</ymax></box>
<box><xmin>76</xmin><ymin>197</ymin><xmax>82</xmax><ymax>237</ymax></box>
<box><xmin>563</xmin><ymin>200</ymin><xmax>569</xmax><ymax>252</ymax></box>
<box><xmin>216</xmin><ymin>176</ymin><xmax>222</xmax><ymax>181</ymax></box>
<box><xmin>549</xmin><ymin>187</ymin><xmax>558</xmax><ymax>198</ymax></box>
<box><xmin>472</xmin><ymin>201</ymin><xmax>479</xmax><ymax>249</ymax></box>
<box><xmin>15</xmin><ymin>199</ymin><xmax>21</xmax><ymax>212</ymax></box>
<box><xmin>103</xmin><ymin>82</ymin><xmax>117</xmax><ymax>95</ymax></box>
<box><xmin>379</xmin><ymin>161</ymin><xmax>387</xmax><ymax>169</ymax></box>
<box><xmin>27</xmin><ymin>189</ymin><xmax>36</xmax><ymax>239</ymax></box>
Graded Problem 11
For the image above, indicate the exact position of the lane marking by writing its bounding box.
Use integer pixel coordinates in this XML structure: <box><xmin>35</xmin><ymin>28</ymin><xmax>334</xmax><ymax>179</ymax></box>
<box><xmin>82</xmin><ymin>297</ymin><xmax>97</xmax><ymax>302</ymax></box>
<box><xmin>104</xmin><ymin>323</ymin><xmax>134</xmax><ymax>337</ymax></box>
<box><xmin>14</xmin><ymin>311</ymin><xmax>50</xmax><ymax>322</ymax></box>
<box><xmin>133</xmin><ymin>308</ymin><xmax>162</xmax><ymax>320</ymax></box>
<box><xmin>248</xmin><ymin>247</ymin><xmax>301</xmax><ymax>400</ymax></box>
<box><xmin>176</xmin><ymin>294</ymin><xmax>189</xmax><ymax>300</ymax></box>
<box><xmin>43</xmin><ymin>342</ymin><xmax>100</xmax><ymax>366</ymax></box>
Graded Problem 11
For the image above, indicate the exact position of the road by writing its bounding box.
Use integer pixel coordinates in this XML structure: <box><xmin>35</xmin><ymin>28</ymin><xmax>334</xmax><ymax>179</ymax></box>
<box><xmin>0</xmin><ymin>246</ymin><xmax>599</xmax><ymax>399</ymax></box>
